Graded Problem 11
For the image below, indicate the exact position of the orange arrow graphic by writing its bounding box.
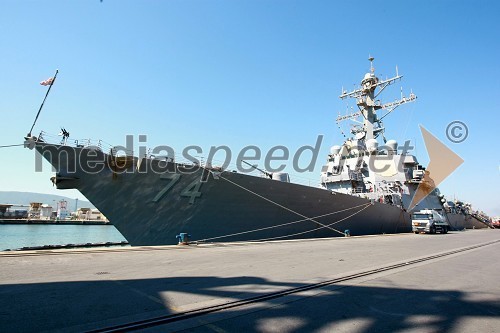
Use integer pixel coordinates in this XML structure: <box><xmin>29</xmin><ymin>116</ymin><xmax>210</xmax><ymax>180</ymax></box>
<box><xmin>408</xmin><ymin>125</ymin><xmax>464</xmax><ymax>211</ymax></box>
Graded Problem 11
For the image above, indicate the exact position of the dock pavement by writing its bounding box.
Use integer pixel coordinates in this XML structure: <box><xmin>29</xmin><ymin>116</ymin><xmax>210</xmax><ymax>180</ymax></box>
<box><xmin>1</xmin><ymin>229</ymin><xmax>499</xmax><ymax>332</ymax></box>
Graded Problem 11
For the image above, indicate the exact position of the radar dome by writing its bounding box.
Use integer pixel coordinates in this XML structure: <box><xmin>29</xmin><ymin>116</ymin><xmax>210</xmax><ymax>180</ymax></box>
<box><xmin>386</xmin><ymin>140</ymin><xmax>398</xmax><ymax>153</ymax></box>
<box><xmin>363</xmin><ymin>73</ymin><xmax>374</xmax><ymax>80</ymax></box>
<box><xmin>366</xmin><ymin>139</ymin><xmax>378</xmax><ymax>153</ymax></box>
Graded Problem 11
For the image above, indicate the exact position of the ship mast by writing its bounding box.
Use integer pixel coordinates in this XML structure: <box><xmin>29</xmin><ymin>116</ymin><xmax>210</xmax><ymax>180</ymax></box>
<box><xmin>337</xmin><ymin>56</ymin><xmax>416</xmax><ymax>143</ymax></box>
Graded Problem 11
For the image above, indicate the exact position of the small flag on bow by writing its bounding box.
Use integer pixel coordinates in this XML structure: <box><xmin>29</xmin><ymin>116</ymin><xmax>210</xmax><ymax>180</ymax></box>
<box><xmin>40</xmin><ymin>77</ymin><xmax>55</xmax><ymax>86</ymax></box>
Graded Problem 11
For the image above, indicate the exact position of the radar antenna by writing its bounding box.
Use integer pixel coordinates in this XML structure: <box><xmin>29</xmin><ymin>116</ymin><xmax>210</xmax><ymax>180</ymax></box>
<box><xmin>336</xmin><ymin>56</ymin><xmax>417</xmax><ymax>141</ymax></box>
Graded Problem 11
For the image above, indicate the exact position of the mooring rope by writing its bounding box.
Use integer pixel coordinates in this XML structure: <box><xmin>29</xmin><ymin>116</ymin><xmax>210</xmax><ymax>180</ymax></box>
<box><xmin>196</xmin><ymin>202</ymin><xmax>371</xmax><ymax>243</ymax></box>
<box><xmin>194</xmin><ymin>170</ymin><xmax>376</xmax><ymax>243</ymax></box>
<box><xmin>241</xmin><ymin>202</ymin><xmax>372</xmax><ymax>243</ymax></box>
<box><xmin>216</xmin><ymin>172</ymin><xmax>346</xmax><ymax>236</ymax></box>
<box><xmin>0</xmin><ymin>143</ymin><xmax>24</xmax><ymax>149</ymax></box>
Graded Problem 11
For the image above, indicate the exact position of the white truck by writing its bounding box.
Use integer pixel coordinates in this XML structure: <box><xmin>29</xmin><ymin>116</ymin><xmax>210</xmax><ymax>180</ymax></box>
<box><xmin>412</xmin><ymin>209</ymin><xmax>449</xmax><ymax>234</ymax></box>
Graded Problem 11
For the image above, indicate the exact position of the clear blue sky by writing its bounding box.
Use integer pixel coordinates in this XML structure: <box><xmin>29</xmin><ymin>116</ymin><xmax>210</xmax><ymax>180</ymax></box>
<box><xmin>1</xmin><ymin>0</ymin><xmax>499</xmax><ymax>215</ymax></box>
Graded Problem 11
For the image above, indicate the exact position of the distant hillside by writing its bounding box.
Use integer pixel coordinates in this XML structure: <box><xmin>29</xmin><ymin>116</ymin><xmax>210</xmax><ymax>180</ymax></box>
<box><xmin>0</xmin><ymin>191</ymin><xmax>94</xmax><ymax>210</ymax></box>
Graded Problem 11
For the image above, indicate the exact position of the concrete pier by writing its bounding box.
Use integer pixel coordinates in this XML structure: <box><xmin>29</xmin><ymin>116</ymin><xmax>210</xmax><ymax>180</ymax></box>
<box><xmin>1</xmin><ymin>229</ymin><xmax>499</xmax><ymax>332</ymax></box>
<box><xmin>0</xmin><ymin>219</ymin><xmax>110</xmax><ymax>225</ymax></box>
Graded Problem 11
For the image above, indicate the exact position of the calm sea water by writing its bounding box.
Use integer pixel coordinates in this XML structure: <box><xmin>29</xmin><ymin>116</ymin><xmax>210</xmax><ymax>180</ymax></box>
<box><xmin>0</xmin><ymin>224</ymin><xmax>127</xmax><ymax>250</ymax></box>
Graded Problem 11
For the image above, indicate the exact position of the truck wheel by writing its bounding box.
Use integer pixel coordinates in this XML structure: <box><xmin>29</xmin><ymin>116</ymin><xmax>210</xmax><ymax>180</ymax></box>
<box><xmin>414</xmin><ymin>231</ymin><xmax>419</xmax><ymax>234</ymax></box>
<box><xmin>430</xmin><ymin>226</ymin><xmax>436</xmax><ymax>234</ymax></box>
<box><xmin>443</xmin><ymin>227</ymin><xmax>448</xmax><ymax>234</ymax></box>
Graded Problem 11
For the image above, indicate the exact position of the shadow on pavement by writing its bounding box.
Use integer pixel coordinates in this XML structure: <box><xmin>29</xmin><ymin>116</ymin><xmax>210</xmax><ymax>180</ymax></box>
<box><xmin>1</xmin><ymin>274</ymin><xmax>499</xmax><ymax>332</ymax></box>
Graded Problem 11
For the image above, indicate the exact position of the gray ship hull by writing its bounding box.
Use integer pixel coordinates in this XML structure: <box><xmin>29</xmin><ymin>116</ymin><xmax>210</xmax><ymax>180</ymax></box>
<box><xmin>446</xmin><ymin>213</ymin><xmax>490</xmax><ymax>230</ymax></box>
<box><xmin>34</xmin><ymin>143</ymin><xmax>411</xmax><ymax>246</ymax></box>
<box><xmin>464</xmin><ymin>215</ymin><xmax>491</xmax><ymax>229</ymax></box>
<box><xmin>446</xmin><ymin>213</ymin><xmax>466</xmax><ymax>230</ymax></box>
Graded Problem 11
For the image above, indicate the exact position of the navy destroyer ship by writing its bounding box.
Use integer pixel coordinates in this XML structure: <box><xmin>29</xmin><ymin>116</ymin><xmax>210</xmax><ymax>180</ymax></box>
<box><xmin>25</xmin><ymin>58</ymin><xmax>473</xmax><ymax>245</ymax></box>
<box><xmin>443</xmin><ymin>200</ymin><xmax>492</xmax><ymax>230</ymax></box>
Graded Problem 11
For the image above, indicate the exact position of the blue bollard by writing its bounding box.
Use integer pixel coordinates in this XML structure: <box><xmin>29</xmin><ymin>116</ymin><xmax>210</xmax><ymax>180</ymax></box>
<box><xmin>176</xmin><ymin>232</ymin><xmax>191</xmax><ymax>245</ymax></box>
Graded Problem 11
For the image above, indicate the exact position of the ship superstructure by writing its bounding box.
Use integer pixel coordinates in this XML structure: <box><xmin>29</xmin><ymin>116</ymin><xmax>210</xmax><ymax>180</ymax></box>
<box><xmin>320</xmin><ymin>57</ymin><xmax>440</xmax><ymax>212</ymax></box>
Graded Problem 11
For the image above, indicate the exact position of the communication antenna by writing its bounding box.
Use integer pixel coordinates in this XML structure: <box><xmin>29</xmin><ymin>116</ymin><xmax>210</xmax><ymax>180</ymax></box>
<box><xmin>336</xmin><ymin>56</ymin><xmax>417</xmax><ymax>141</ymax></box>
